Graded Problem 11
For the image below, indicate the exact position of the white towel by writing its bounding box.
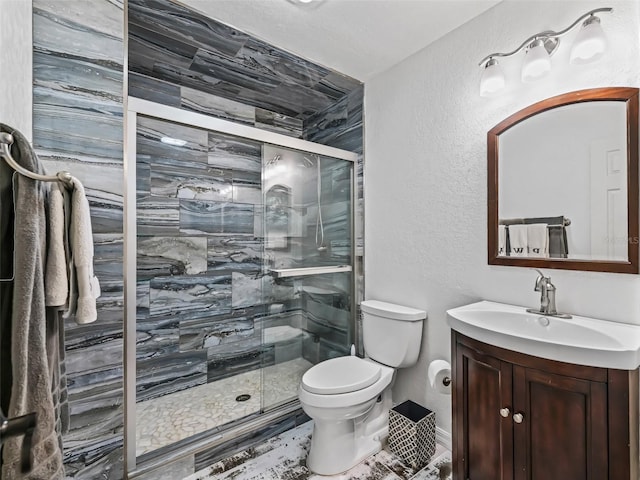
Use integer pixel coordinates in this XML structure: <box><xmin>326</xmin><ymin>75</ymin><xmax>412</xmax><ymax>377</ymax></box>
<box><xmin>527</xmin><ymin>223</ymin><xmax>549</xmax><ymax>258</ymax></box>
<box><xmin>45</xmin><ymin>181</ymin><xmax>69</xmax><ymax>307</ymax></box>
<box><xmin>508</xmin><ymin>224</ymin><xmax>528</xmax><ymax>257</ymax></box>
<box><xmin>498</xmin><ymin>225</ymin><xmax>507</xmax><ymax>256</ymax></box>
<box><xmin>67</xmin><ymin>176</ymin><xmax>101</xmax><ymax>324</ymax></box>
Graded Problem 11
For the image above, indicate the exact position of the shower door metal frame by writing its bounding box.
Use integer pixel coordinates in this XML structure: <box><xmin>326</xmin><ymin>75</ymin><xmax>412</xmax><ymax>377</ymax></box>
<box><xmin>123</xmin><ymin>96</ymin><xmax>358</xmax><ymax>474</ymax></box>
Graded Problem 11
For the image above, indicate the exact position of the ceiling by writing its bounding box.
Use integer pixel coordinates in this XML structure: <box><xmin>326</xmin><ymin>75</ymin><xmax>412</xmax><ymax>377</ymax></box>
<box><xmin>180</xmin><ymin>0</ymin><xmax>502</xmax><ymax>81</ymax></box>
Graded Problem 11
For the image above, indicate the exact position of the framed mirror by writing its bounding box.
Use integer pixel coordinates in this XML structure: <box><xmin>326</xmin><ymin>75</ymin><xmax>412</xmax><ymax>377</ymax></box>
<box><xmin>488</xmin><ymin>87</ymin><xmax>639</xmax><ymax>273</ymax></box>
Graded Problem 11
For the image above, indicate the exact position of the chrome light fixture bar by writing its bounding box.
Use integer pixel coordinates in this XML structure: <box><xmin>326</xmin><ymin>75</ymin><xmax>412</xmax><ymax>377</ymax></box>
<box><xmin>479</xmin><ymin>7</ymin><xmax>613</xmax><ymax>97</ymax></box>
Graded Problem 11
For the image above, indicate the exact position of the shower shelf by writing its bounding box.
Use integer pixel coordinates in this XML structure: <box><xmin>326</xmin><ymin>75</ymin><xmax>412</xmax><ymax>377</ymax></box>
<box><xmin>269</xmin><ymin>265</ymin><xmax>352</xmax><ymax>278</ymax></box>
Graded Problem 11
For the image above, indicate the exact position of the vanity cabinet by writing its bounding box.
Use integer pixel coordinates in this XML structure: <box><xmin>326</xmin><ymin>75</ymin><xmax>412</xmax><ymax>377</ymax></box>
<box><xmin>451</xmin><ymin>331</ymin><xmax>639</xmax><ymax>480</ymax></box>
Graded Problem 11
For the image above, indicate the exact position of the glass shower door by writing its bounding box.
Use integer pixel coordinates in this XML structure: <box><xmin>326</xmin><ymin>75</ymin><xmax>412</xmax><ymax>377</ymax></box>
<box><xmin>134</xmin><ymin>115</ymin><xmax>265</xmax><ymax>457</ymax></box>
<box><xmin>261</xmin><ymin>144</ymin><xmax>354</xmax><ymax>411</ymax></box>
<box><xmin>126</xmin><ymin>99</ymin><xmax>357</xmax><ymax>469</ymax></box>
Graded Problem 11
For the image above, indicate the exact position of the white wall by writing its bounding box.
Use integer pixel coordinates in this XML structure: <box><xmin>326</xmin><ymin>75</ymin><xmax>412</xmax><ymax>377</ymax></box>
<box><xmin>0</xmin><ymin>0</ymin><xmax>33</xmax><ymax>140</ymax></box>
<box><xmin>364</xmin><ymin>0</ymin><xmax>640</xmax><ymax>438</ymax></box>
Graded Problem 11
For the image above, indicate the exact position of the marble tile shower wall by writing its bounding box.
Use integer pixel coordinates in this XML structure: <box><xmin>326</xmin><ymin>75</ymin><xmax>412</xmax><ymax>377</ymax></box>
<box><xmin>32</xmin><ymin>1</ymin><xmax>125</xmax><ymax>479</ymax></box>
<box><xmin>135</xmin><ymin>116</ymin><xmax>354</xmax><ymax>401</ymax></box>
<box><xmin>128</xmin><ymin>0</ymin><xmax>365</xmax><ymax>360</ymax></box>
<box><xmin>127</xmin><ymin>0</ymin><xmax>363</xmax><ymax>139</ymax></box>
<box><xmin>126</xmin><ymin>0</ymin><xmax>364</xmax><ymax>225</ymax></box>
<box><xmin>137</xmin><ymin>116</ymin><xmax>271</xmax><ymax>401</ymax></box>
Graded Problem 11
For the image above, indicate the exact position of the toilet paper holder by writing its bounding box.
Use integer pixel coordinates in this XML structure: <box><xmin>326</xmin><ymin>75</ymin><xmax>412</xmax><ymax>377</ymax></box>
<box><xmin>427</xmin><ymin>359</ymin><xmax>452</xmax><ymax>394</ymax></box>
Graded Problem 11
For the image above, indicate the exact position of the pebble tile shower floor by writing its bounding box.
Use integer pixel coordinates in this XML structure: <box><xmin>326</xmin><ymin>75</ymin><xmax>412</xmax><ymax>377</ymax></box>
<box><xmin>183</xmin><ymin>421</ymin><xmax>452</xmax><ymax>480</ymax></box>
<box><xmin>136</xmin><ymin>358</ymin><xmax>312</xmax><ymax>455</ymax></box>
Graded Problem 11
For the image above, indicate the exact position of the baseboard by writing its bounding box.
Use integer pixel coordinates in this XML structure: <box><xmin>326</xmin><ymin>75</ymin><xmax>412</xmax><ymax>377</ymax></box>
<box><xmin>436</xmin><ymin>426</ymin><xmax>452</xmax><ymax>450</ymax></box>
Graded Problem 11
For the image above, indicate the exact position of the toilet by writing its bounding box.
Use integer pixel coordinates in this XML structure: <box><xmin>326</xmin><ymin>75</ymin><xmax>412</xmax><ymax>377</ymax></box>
<box><xmin>298</xmin><ymin>299</ymin><xmax>426</xmax><ymax>475</ymax></box>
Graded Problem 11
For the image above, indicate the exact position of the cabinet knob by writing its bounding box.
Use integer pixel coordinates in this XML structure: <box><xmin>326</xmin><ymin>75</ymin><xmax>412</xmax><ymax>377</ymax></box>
<box><xmin>513</xmin><ymin>412</ymin><xmax>524</xmax><ymax>424</ymax></box>
<box><xmin>499</xmin><ymin>407</ymin><xmax>510</xmax><ymax>418</ymax></box>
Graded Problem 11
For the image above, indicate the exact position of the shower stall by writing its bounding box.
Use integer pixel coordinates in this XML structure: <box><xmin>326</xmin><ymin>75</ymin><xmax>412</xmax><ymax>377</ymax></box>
<box><xmin>124</xmin><ymin>98</ymin><xmax>357</xmax><ymax>471</ymax></box>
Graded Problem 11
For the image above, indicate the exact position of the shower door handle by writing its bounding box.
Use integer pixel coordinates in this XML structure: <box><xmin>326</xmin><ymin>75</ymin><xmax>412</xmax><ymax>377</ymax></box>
<box><xmin>270</xmin><ymin>265</ymin><xmax>352</xmax><ymax>278</ymax></box>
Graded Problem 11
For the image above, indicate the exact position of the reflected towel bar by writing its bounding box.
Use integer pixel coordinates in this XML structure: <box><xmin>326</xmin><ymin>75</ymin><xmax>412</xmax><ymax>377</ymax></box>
<box><xmin>270</xmin><ymin>265</ymin><xmax>352</xmax><ymax>278</ymax></box>
<box><xmin>499</xmin><ymin>216</ymin><xmax>571</xmax><ymax>227</ymax></box>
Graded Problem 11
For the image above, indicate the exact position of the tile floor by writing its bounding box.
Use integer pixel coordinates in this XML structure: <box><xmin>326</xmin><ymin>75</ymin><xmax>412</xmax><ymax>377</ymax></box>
<box><xmin>137</xmin><ymin>358</ymin><xmax>313</xmax><ymax>455</ymax></box>
<box><xmin>183</xmin><ymin>421</ymin><xmax>452</xmax><ymax>480</ymax></box>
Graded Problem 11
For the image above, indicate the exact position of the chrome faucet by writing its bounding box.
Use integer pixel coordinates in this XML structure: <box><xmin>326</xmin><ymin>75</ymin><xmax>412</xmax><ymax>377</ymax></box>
<box><xmin>526</xmin><ymin>269</ymin><xmax>572</xmax><ymax>318</ymax></box>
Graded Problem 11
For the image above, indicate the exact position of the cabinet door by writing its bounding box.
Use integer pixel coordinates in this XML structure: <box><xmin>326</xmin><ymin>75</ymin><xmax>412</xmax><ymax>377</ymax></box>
<box><xmin>453</xmin><ymin>343</ymin><xmax>514</xmax><ymax>480</ymax></box>
<box><xmin>512</xmin><ymin>366</ymin><xmax>608</xmax><ymax>480</ymax></box>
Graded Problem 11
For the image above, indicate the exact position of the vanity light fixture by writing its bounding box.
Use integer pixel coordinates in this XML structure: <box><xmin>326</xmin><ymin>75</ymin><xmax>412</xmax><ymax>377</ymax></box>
<box><xmin>570</xmin><ymin>15</ymin><xmax>608</xmax><ymax>64</ymax></box>
<box><xmin>479</xmin><ymin>7</ymin><xmax>613</xmax><ymax>96</ymax></box>
<box><xmin>480</xmin><ymin>58</ymin><xmax>506</xmax><ymax>96</ymax></box>
<box><xmin>521</xmin><ymin>38</ymin><xmax>554</xmax><ymax>82</ymax></box>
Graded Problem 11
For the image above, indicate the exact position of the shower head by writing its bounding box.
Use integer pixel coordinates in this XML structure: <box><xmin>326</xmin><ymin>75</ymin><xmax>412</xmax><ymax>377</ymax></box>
<box><xmin>266</xmin><ymin>154</ymin><xmax>281</xmax><ymax>166</ymax></box>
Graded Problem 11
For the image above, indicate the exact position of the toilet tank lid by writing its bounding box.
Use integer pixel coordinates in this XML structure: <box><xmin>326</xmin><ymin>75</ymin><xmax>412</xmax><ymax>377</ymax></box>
<box><xmin>361</xmin><ymin>300</ymin><xmax>426</xmax><ymax>321</ymax></box>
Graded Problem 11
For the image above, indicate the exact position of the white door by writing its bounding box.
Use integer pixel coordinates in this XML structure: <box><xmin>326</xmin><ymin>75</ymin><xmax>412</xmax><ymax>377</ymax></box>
<box><xmin>590</xmin><ymin>139</ymin><xmax>627</xmax><ymax>260</ymax></box>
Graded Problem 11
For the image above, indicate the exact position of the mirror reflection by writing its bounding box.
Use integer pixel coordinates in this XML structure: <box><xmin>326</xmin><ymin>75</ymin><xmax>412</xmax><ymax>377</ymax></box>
<box><xmin>488</xmin><ymin>87</ymin><xmax>639</xmax><ymax>273</ymax></box>
<box><xmin>499</xmin><ymin>101</ymin><xmax>627</xmax><ymax>261</ymax></box>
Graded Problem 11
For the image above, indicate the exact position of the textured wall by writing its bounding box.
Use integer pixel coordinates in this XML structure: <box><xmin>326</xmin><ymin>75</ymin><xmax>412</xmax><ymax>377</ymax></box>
<box><xmin>365</xmin><ymin>0</ymin><xmax>640</xmax><ymax>439</ymax></box>
<box><xmin>0</xmin><ymin>0</ymin><xmax>32</xmax><ymax>140</ymax></box>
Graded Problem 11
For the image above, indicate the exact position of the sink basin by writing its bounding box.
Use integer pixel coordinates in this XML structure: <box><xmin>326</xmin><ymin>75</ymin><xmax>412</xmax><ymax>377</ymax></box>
<box><xmin>447</xmin><ymin>301</ymin><xmax>640</xmax><ymax>369</ymax></box>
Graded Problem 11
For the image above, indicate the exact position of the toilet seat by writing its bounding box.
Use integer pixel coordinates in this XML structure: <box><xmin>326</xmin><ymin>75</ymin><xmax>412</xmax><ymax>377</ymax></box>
<box><xmin>299</xmin><ymin>357</ymin><xmax>394</xmax><ymax>409</ymax></box>
<box><xmin>302</xmin><ymin>356</ymin><xmax>381</xmax><ymax>394</ymax></box>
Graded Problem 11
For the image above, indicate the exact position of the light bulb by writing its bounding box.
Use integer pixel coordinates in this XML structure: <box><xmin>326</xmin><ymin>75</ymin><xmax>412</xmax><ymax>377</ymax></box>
<box><xmin>480</xmin><ymin>58</ymin><xmax>505</xmax><ymax>97</ymax></box>
<box><xmin>570</xmin><ymin>16</ymin><xmax>607</xmax><ymax>64</ymax></box>
<box><xmin>521</xmin><ymin>39</ymin><xmax>552</xmax><ymax>83</ymax></box>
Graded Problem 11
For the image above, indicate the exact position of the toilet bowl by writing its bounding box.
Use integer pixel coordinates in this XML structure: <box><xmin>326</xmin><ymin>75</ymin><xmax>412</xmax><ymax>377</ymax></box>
<box><xmin>298</xmin><ymin>356</ymin><xmax>395</xmax><ymax>475</ymax></box>
<box><xmin>298</xmin><ymin>300</ymin><xmax>427</xmax><ymax>475</ymax></box>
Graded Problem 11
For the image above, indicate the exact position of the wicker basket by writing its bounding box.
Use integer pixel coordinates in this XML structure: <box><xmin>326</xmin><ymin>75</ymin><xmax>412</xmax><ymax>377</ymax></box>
<box><xmin>388</xmin><ymin>400</ymin><xmax>436</xmax><ymax>470</ymax></box>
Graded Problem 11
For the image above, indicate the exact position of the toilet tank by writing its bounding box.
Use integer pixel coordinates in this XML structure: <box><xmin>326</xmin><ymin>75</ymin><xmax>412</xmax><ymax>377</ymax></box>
<box><xmin>361</xmin><ymin>300</ymin><xmax>426</xmax><ymax>368</ymax></box>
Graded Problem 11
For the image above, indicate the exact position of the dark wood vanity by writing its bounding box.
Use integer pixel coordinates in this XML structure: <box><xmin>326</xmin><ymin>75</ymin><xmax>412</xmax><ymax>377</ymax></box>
<box><xmin>458</xmin><ymin>85</ymin><xmax>640</xmax><ymax>479</ymax></box>
<box><xmin>451</xmin><ymin>330</ymin><xmax>639</xmax><ymax>479</ymax></box>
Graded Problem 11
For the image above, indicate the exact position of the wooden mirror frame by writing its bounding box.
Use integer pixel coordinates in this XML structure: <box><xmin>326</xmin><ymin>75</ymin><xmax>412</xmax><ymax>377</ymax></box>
<box><xmin>488</xmin><ymin>87</ymin><xmax>639</xmax><ymax>273</ymax></box>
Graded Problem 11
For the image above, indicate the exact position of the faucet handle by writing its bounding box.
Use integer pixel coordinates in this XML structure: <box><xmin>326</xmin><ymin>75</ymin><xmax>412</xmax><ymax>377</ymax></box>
<box><xmin>532</xmin><ymin>268</ymin><xmax>546</xmax><ymax>291</ymax></box>
<box><xmin>533</xmin><ymin>268</ymin><xmax>555</xmax><ymax>287</ymax></box>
